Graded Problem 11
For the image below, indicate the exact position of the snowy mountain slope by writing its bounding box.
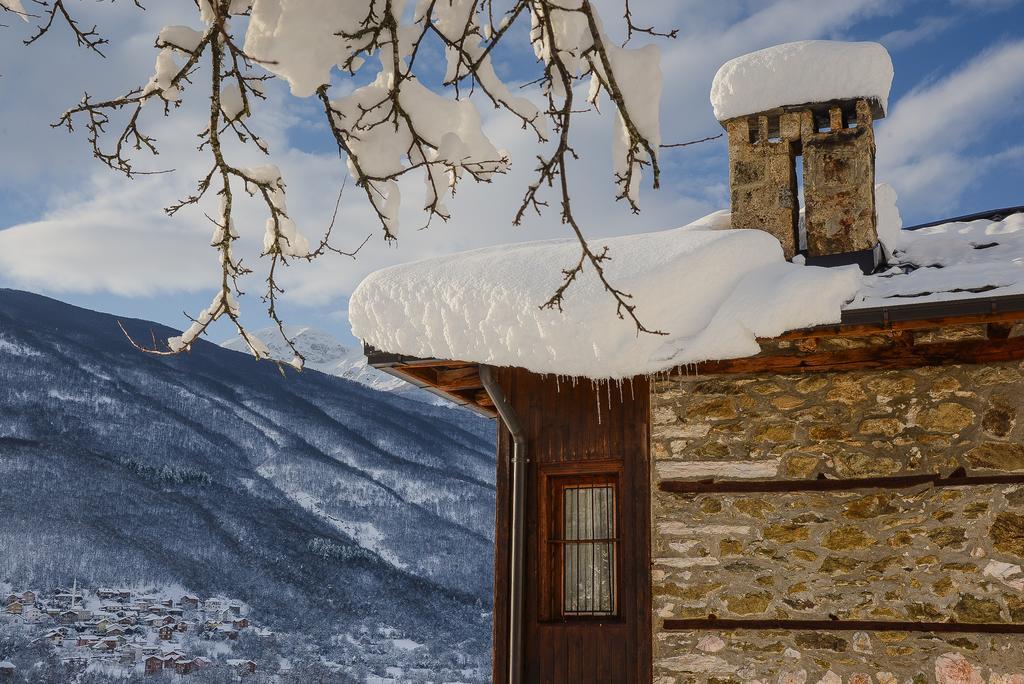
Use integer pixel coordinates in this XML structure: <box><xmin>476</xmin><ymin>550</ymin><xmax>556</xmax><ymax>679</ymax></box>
<box><xmin>0</xmin><ymin>289</ymin><xmax>495</xmax><ymax>665</ymax></box>
<box><xmin>221</xmin><ymin>325</ymin><xmax>448</xmax><ymax>404</ymax></box>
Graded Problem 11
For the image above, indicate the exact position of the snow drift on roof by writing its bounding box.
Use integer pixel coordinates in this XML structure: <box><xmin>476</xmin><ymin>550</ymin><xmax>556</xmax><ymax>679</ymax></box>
<box><xmin>710</xmin><ymin>41</ymin><xmax>894</xmax><ymax>122</ymax></box>
<box><xmin>351</xmin><ymin>181</ymin><xmax>1024</xmax><ymax>379</ymax></box>
<box><xmin>349</xmin><ymin>213</ymin><xmax>862</xmax><ymax>379</ymax></box>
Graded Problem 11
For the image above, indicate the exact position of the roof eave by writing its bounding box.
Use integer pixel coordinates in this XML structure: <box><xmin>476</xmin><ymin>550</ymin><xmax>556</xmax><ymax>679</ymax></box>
<box><xmin>365</xmin><ymin>294</ymin><xmax>1024</xmax><ymax>389</ymax></box>
<box><xmin>365</xmin><ymin>344</ymin><xmax>496</xmax><ymax>418</ymax></box>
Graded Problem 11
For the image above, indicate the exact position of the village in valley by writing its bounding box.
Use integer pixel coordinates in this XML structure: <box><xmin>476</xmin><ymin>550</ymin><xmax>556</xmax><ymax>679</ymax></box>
<box><xmin>0</xmin><ymin>581</ymin><xmax>487</xmax><ymax>683</ymax></box>
<box><xmin>1</xmin><ymin>583</ymin><xmax>267</xmax><ymax>679</ymax></box>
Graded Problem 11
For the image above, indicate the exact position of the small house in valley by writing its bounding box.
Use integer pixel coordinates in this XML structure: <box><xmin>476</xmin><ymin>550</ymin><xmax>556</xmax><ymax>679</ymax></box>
<box><xmin>143</xmin><ymin>655</ymin><xmax>163</xmax><ymax>676</ymax></box>
<box><xmin>227</xmin><ymin>658</ymin><xmax>257</xmax><ymax>675</ymax></box>
<box><xmin>352</xmin><ymin>41</ymin><xmax>1024</xmax><ymax>682</ymax></box>
<box><xmin>174</xmin><ymin>659</ymin><xmax>196</xmax><ymax>675</ymax></box>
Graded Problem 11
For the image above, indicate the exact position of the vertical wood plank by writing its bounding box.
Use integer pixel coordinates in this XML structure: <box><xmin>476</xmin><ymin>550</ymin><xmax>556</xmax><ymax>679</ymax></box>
<box><xmin>489</xmin><ymin>369</ymin><xmax>650</xmax><ymax>683</ymax></box>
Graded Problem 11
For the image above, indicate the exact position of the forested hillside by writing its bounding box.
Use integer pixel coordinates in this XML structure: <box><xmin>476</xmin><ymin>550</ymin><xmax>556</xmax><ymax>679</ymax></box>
<box><xmin>0</xmin><ymin>289</ymin><xmax>496</xmax><ymax>675</ymax></box>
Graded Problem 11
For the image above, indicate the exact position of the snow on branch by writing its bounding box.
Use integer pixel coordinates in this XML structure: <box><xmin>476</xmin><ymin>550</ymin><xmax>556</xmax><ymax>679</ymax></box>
<box><xmin>9</xmin><ymin>0</ymin><xmax>696</xmax><ymax>361</ymax></box>
<box><xmin>0</xmin><ymin>0</ymin><xmax>29</xmax><ymax>22</ymax></box>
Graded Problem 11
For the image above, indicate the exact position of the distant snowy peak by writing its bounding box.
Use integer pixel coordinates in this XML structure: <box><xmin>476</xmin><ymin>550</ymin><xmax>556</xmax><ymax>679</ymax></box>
<box><xmin>221</xmin><ymin>326</ymin><xmax>406</xmax><ymax>394</ymax></box>
<box><xmin>222</xmin><ymin>326</ymin><xmax>347</xmax><ymax>367</ymax></box>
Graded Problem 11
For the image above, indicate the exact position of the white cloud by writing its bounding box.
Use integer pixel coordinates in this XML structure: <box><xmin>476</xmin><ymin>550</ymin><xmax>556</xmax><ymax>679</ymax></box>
<box><xmin>878</xmin><ymin>16</ymin><xmax>954</xmax><ymax>51</ymax></box>
<box><xmin>646</xmin><ymin>0</ymin><xmax>894</xmax><ymax>146</ymax></box>
<box><xmin>877</xmin><ymin>39</ymin><xmax>1024</xmax><ymax>214</ymax></box>
<box><xmin>0</xmin><ymin>137</ymin><xmax>355</xmax><ymax>298</ymax></box>
<box><xmin>0</xmin><ymin>204</ymin><xmax>211</xmax><ymax>297</ymax></box>
<box><xmin>0</xmin><ymin>3</ymin><xmax>337</xmax><ymax>300</ymax></box>
<box><xmin>0</xmin><ymin>107</ymin><xmax>216</xmax><ymax>295</ymax></box>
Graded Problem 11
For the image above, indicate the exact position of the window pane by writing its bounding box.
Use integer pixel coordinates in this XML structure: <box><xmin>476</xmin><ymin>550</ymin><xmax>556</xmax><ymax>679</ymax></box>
<box><xmin>562</xmin><ymin>485</ymin><xmax>615</xmax><ymax>616</ymax></box>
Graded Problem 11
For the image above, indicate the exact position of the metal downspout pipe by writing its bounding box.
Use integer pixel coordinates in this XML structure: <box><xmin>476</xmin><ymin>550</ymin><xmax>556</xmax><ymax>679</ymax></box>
<box><xmin>479</xmin><ymin>365</ymin><xmax>526</xmax><ymax>684</ymax></box>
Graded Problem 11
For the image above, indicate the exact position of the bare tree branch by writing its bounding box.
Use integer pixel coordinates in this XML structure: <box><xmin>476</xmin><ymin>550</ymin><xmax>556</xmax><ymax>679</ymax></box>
<box><xmin>23</xmin><ymin>0</ymin><xmax>145</xmax><ymax>56</ymax></box>
<box><xmin>661</xmin><ymin>132</ymin><xmax>723</xmax><ymax>148</ymax></box>
<box><xmin>515</xmin><ymin>0</ymin><xmax>670</xmax><ymax>336</ymax></box>
<box><xmin>22</xmin><ymin>0</ymin><xmax>683</xmax><ymax>360</ymax></box>
<box><xmin>622</xmin><ymin>0</ymin><xmax>676</xmax><ymax>45</ymax></box>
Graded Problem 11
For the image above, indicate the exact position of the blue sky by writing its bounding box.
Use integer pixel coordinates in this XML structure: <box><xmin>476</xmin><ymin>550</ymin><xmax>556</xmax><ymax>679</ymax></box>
<box><xmin>1</xmin><ymin>0</ymin><xmax>1022</xmax><ymax>348</ymax></box>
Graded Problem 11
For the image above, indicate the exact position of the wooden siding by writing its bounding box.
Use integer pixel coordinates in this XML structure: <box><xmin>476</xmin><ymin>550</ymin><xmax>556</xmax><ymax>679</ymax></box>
<box><xmin>492</xmin><ymin>369</ymin><xmax>651</xmax><ymax>684</ymax></box>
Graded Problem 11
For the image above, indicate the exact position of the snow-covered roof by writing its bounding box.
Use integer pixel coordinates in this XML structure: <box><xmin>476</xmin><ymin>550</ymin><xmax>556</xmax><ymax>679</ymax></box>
<box><xmin>350</xmin><ymin>211</ymin><xmax>859</xmax><ymax>379</ymax></box>
<box><xmin>350</xmin><ymin>189</ymin><xmax>1024</xmax><ymax>380</ymax></box>
<box><xmin>710</xmin><ymin>41</ymin><xmax>893</xmax><ymax>121</ymax></box>
<box><xmin>856</xmin><ymin>210</ymin><xmax>1024</xmax><ymax>309</ymax></box>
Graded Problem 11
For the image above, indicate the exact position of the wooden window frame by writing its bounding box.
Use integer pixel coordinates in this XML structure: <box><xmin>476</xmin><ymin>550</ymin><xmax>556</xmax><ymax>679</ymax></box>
<box><xmin>538</xmin><ymin>461</ymin><xmax>623</xmax><ymax>623</ymax></box>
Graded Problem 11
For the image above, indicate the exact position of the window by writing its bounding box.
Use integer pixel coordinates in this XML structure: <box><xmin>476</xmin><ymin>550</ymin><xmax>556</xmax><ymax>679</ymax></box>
<box><xmin>546</xmin><ymin>475</ymin><xmax>619</xmax><ymax>618</ymax></box>
<box><xmin>561</xmin><ymin>484</ymin><xmax>616</xmax><ymax>615</ymax></box>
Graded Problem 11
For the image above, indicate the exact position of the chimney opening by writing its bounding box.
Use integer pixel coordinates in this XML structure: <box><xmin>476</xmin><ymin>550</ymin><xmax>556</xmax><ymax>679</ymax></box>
<box><xmin>795</xmin><ymin>152</ymin><xmax>807</xmax><ymax>253</ymax></box>
<box><xmin>843</xmin><ymin>103</ymin><xmax>858</xmax><ymax>129</ymax></box>
<box><xmin>747</xmin><ymin>116</ymin><xmax>760</xmax><ymax>144</ymax></box>
<box><xmin>813</xmin><ymin>109</ymin><xmax>832</xmax><ymax>133</ymax></box>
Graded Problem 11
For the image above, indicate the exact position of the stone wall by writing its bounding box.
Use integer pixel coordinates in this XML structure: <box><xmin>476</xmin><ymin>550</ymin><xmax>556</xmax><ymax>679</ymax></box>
<box><xmin>651</xmin><ymin>344</ymin><xmax>1024</xmax><ymax>682</ymax></box>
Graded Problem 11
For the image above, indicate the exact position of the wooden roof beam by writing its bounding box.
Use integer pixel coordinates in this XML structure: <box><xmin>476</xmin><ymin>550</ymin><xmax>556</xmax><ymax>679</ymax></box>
<box><xmin>444</xmin><ymin>387</ymin><xmax>495</xmax><ymax>410</ymax></box>
<box><xmin>433</xmin><ymin>366</ymin><xmax>484</xmax><ymax>392</ymax></box>
<box><xmin>691</xmin><ymin>336</ymin><xmax>1024</xmax><ymax>376</ymax></box>
<box><xmin>772</xmin><ymin>308</ymin><xmax>1024</xmax><ymax>342</ymax></box>
<box><xmin>379</xmin><ymin>365</ymin><xmax>496</xmax><ymax>418</ymax></box>
<box><xmin>393</xmin><ymin>364</ymin><xmax>483</xmax><ymax>392</ymax></box>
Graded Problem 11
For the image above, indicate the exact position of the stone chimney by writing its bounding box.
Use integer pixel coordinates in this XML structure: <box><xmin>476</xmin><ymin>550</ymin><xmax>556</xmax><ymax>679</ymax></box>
<box><xmin>711</xmin><ymin>41</ymin><xmax>894</xmax><ymax>273</ymax></box>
